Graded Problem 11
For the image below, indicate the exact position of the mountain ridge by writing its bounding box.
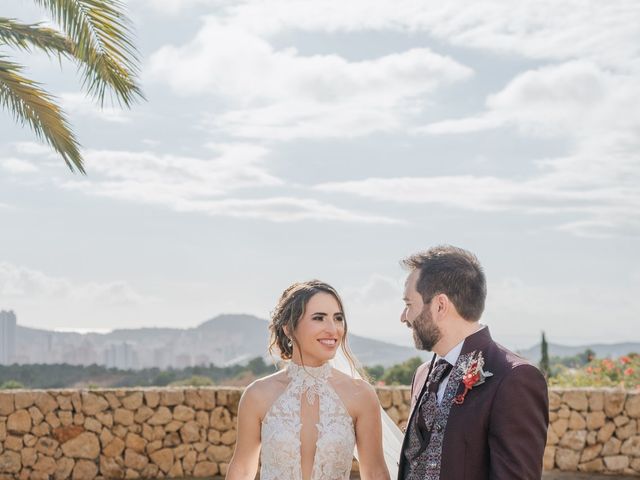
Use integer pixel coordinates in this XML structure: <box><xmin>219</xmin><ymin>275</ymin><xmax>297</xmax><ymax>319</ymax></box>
<box><xmin>14</xmin><ymin>314</ymin><xmax>638</xmax><ymax>368</ymax></box>
<box><xmin>15</xmin><ymin>314</ymin><xmax>427</xmax><ymax>368</ymax></box>
<box><xmin>517</xmin><ymin>342</ymin><xmax>640</xmax><ymax>363</ymax></box>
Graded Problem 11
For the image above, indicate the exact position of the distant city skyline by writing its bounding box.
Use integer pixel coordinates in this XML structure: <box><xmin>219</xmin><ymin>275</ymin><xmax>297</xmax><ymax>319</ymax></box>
<box><xmin>1</xmin><ymin>312</ymin><xmax>427</xmax><ymax>369</ymax></box>
<box><xmin>2</xmin><ymin>310</ymin><xmax>638</xmax><ymax>374</ymax></box>
<box><xmin>1</xmin><ymin>1</ymin><xmax>638</xmax><ymax>351</ymax></box>
<box><xmin>0</xmin><ymin>310</ymin><xmax>17</xmax><ymax>365</ymax></box>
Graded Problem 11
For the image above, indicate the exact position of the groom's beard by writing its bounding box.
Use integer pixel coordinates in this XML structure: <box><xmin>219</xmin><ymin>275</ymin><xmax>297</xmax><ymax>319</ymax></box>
<box><xmin>412</xmin><ymin>307</ymin><xmax>442</xmax><ymax>351</ymax></box>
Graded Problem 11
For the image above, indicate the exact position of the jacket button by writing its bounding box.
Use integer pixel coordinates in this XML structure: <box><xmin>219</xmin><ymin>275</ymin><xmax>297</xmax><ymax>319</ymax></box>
<box><xmin>434</xmin><ymin>423</ymin><xmax>442</xmax><ymax>432</ymax></box>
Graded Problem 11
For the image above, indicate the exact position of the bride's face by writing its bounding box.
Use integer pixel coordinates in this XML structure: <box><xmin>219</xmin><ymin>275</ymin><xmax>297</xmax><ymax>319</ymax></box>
<box><xmin>291</xmin><ymin>292</ymin><xmax>345</xmax><ymax>366</ymax></box>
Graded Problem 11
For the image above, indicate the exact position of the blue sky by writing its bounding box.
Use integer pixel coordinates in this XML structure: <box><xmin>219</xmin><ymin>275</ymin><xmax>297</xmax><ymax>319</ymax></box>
<box><xmin>1</xmin><ymin>0</ymin><xmax>638</xmax><ymax>350</ymax></box>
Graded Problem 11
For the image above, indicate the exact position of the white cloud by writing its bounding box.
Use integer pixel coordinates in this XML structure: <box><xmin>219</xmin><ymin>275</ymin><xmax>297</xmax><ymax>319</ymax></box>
<box><xmin>0</xmin><ymin>262</ymin><xmax>147</xmax><ymax>307</ymax></box>
<box><xmin>174</xmin><ymin>197</ymin><xmax>402</xmax><ymax>223</ymax></box>
<box><xmin>316</xmin><ymin>132</ymin><xmax>640</xmax><ymax>237</ymax></box>
<box><xmin>131</xmin><ymin>0</ymin><xmax>220</xmax><ymax>15</ymax></box>
<box><xmin>149</xmin><ymin>26</ymin><xmax>470</xmax><ymax>101</ymax></box>
<box><xmin>1</xmin><ymin>157</ymin><xmax>39</xmax><ymax>174</ymax></box>
<box><xmin>59</xmin><ymin>92</ymin><xmax>132</xmax><ymax>124</ymax></box>
<box><xmin>57</xmin><ymin>145</ymin><xmax>399</xmax><ymax>224</ymax></box>
<box><xmin>418</xmin><ymin>61</ymin><xmax>638</xmax><ymax>138</ymax></box>
<box><xmin>221</xmin><ymin>0</ymin><xmax>640</xmax><ymax>70</ymax></box>
<box><xmin>11</xmin><ymin>142</ymin><xmax>53</xmax><ymax>156</ymax></box>
<box><xmin>346</xmin><ymin>274</ymin><xmax>403</xmax><ymax>304</ymax></box>
<box><xmin>317</xmin><ymin>61</ymin><xmax>640</xmax><ymax>237</ymax></box>
<box><xmin>63</xmin><ymin>143</ymin><xmax>281</xmax><ymax>198</ymax></box>
<box><xmin>206</xmin><ymin>101</ymin><xmax>404</xmax><ymax>141</ymax></box>
<box><xmin>144</xmin><ymin>1</ymin><xmax>638</xmax><ymax>146</ymax></box>
<box><xmin>148</xmin><ymin>19</ymin><xmax>472</xmax><ymax>139</ymax></box>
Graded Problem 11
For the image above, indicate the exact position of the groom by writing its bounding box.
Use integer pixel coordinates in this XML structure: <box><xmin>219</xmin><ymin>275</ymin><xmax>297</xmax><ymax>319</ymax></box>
<box><xmin>397</xmin><ymin>245</ymin><xmax>548</xmax><ymax>480</ymax></box>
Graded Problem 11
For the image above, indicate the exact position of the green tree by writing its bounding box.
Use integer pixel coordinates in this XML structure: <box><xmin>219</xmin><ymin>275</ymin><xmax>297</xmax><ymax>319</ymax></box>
<box><xmin>246</xmin><ymin>356</ymin><xmax>273</xmax><ymax>376</ymax></box>
<box><xmin>1</xmin><ymin>0</ymin><xmax>144</xmax><ymax>172</ymax></box>
<box><xmin>0</xmin><ymin>379</ymin><xmax>25</xmax><ymax>389</ymax></box>
<box><xmin>539</xmin><ymin>331</ymin><xmax>550</xmax><ymax>379</ymax></box>
<box><xmin>364</xmin><ymin>364</ymin><xmax>385</xmax><ymax>383</ymax></box>
<box><xmin>170</xmin><ymin>375</ymin><xmax>215</xmax><ymax>387</ymax></box>
<box><xmin>152</xmin><ymin>370</ymin><xmax>177</xmax><ymax>386</ymax></box>
<box><xmin>382</xmin><ymin>357</ymin><xmax>423</xmax><ymax>385</ymax></box>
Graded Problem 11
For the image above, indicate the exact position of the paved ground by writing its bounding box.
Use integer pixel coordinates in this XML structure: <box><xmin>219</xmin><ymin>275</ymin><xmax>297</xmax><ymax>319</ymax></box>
<box><xmin>542</xmin><ymin>474</ymin><xmax>633</xmax><ymax>480</ymax></box>
<box><xmin>207</xmin><ymin>474</ymin><xmax>634</xmax><ymax>479</ymax></box>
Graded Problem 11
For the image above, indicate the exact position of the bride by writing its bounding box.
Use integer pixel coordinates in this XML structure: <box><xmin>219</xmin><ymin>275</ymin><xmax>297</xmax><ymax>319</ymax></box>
<box><xmin>226</xmin><ymin>280</ymin><xmax>392</xmax><ymax>480</ymax></box>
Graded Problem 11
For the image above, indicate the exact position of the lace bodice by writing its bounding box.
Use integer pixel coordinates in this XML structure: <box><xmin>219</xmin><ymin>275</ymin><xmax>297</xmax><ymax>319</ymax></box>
<box><xmin>260</xmin><ymin>362</ymin><xmax>356</xmax><ymax>480</ymax></box>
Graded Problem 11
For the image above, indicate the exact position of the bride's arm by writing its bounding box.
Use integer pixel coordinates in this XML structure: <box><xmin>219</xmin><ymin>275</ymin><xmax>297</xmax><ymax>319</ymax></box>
<box><xmin>354</xmin><ymin>382</ymin><xmax>391</xmax><ymax>480</ymax></box>
<box><xmin>226</xmin><ymin>384</ymin><xmax>262</xmax><ymax>480</ymax></box>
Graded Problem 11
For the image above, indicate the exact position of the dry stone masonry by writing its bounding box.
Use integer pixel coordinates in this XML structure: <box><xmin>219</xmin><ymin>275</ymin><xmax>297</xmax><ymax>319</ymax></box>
<box><xmin>0</xmin><ymin>387</ymin><xmax>638</xmax><ymax>478</ymax></box>
<box><xmin>0</xmin><ymin>388</ymin><xmax>237</xmax><ymax>479</ymax></box>
<box><xmin>545</xmin><ymin>388</ymin><xmax>640</xmax><ymax>476</ymax></box>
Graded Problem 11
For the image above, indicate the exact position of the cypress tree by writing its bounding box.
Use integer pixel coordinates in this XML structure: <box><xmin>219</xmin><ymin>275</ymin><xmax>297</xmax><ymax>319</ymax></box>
<box><xmin>540</xmin><ymin>331</ymin><xmax>550</xmax><ymax>379</ymax></box>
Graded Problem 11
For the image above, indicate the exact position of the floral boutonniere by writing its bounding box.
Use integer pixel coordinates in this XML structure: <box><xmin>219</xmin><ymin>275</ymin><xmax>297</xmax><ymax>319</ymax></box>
<box><xmin>453</xmin><ymin>351</ymin><xmax>493</xmax><ymax>405</ymax></box>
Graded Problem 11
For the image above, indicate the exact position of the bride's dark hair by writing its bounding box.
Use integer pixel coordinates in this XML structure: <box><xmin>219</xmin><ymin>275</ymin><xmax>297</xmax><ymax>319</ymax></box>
<box><xmin>269</xmin><ymin>280</ymin><xmax>359</xmax><ymax>373</ymax></box>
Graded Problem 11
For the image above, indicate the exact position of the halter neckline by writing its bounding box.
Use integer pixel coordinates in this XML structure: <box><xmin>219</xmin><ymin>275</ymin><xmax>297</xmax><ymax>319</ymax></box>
<box><xmin>285</xmin><ymin>361</ymin><xmax>333</xmax><ymax>404</ymax></box>
<box><xmin>286</xmin><ymin>361</ymin><xmax>332</xmax><ymax>380</ymax></box>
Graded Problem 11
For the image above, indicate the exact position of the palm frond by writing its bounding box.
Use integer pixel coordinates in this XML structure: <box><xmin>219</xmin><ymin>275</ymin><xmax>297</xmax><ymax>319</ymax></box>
<box><xmin>0</xmin><ymin>17</ymin><xmax>74</xmax><ymax>57</ymax></box>
<box><xmin>33</xmin><ymin>0</ymin><xmax>144</xmax><ymax>107</ymax></box>
<box><xmin>0</xmin><ymin>56</ymin><xmax>84</xmax><ymax>173</ymax></box>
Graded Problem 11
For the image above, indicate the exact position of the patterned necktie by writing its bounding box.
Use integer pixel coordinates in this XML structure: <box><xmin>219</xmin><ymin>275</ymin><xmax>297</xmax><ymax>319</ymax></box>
<box><xmin>427</xmin><ymin>359</ymin><xmax>453</xmax><ymax>395</ymax></box>
<box><xmin>416</xmin><ymin>359</ymin><xmax>453</xmax><ymax>445</ymax></box>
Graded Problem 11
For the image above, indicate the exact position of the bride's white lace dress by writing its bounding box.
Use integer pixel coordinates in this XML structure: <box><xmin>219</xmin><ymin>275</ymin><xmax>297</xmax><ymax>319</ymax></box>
<box><xmin>260</xmin><ymin>362</ymin><xmax>356</xmax><ymax>480</ymax></box>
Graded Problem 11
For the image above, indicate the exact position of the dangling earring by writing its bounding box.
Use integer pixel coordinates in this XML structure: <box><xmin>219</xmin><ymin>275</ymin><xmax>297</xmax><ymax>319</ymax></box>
<box><xmin>287</xmin><ymin>337</ymin><xmax>293</xmax><ymax>347</ymax></box>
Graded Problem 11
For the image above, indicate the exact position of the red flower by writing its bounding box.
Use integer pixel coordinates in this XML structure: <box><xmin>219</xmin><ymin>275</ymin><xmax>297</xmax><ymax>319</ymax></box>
<box><xmin>621</xmin><ymin>356</ymin><xmax>631</xmax><ymax>364</ymax></box>
<box><xmin>624</xmin><ymin>367</ymin><xmax>634</xmax><ymax>376</ymax></box>
<box><xmin>603</xmin><ymin>359</ymin><xmax>615</xmax><ymax>371</ymax></box>
<box><xmin>453</xmin><ymin>352</ymin><xmax>492</xmax><ymax>405</ymax></box>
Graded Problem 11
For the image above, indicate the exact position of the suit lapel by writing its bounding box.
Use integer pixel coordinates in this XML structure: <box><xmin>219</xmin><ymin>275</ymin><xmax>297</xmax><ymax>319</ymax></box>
<box><xmin>449</xmin><ymin>326</ymin><xmax>494</xmax><ymax>405</ymax></box>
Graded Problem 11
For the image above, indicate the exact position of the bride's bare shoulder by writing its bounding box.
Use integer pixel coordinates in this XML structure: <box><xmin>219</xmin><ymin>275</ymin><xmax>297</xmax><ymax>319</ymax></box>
<box><xmin>245</xmin><ymin>369</ymin><xmax>288</xmax><ymax>395</ymax></box>
<box><xmin>331</xmin><ymin>369</ymin><xmax>379</xmax><ymax>411</ymax></box>
<box><xmin>240</xmin><ymin>369</ymin><xmax>289</xmax><ymax>414</ymax></box>
<box><xmin>331</xmin><ymin>368</ymin><xmax>373</xmax><ymax>391</ymax></box>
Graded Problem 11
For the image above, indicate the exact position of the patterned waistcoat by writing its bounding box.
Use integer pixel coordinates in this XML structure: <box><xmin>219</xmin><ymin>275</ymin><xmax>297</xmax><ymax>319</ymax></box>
<box><xmin>402</xmin><ymin>351</ymin><xmax>474</xmax><ymax>480</ymax></box>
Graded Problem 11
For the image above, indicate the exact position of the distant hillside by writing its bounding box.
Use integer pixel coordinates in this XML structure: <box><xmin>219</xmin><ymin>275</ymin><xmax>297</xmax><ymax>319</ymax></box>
<box><xmin>16</xmin><ymin>314</ymin><xmax>426</xmax><ymax>368</ymax></box>
<box><xmin>517</xmin><ymin>342</ymin><xmax>640</xmax><ymax>363</ymax></box>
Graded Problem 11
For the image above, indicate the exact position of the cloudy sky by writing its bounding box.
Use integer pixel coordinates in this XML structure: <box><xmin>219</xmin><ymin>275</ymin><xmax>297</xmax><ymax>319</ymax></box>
<box><xmin>1</xmin><ymin>0</ymin><xmax>638</xmax><ymax>351</ymax></box>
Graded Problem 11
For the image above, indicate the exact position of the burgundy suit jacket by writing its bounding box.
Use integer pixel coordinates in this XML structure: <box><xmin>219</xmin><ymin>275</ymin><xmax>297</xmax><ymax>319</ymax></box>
<box><xmin>398</xmin><ymin>327</ymin><xmax>549</xmax><ymax>480</ymax></box>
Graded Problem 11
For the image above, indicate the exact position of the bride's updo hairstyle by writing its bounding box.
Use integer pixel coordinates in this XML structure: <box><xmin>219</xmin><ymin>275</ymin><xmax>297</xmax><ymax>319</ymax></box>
<box><xmin>269</xmin><ymin>280</ymin><xmax>358</xmax><ymax>372</ymax></box>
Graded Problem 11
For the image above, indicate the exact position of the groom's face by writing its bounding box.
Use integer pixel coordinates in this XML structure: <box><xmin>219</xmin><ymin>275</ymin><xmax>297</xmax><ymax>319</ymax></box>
<box><xmin>402</xmin><ymin>269</ymin><xmax>442</xmax><ymax>351</ymax></box>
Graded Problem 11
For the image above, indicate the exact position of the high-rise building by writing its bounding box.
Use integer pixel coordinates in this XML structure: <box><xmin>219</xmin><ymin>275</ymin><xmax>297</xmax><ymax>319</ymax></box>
<box><xmin>104</xmin><ymin>342</ymin><xmax>139</xmax><ymax>370</ymax></box>
<box><xmin>0</xmin><ymin>310</ymin><xmax>17</xmax><ymax>365</ymax></box>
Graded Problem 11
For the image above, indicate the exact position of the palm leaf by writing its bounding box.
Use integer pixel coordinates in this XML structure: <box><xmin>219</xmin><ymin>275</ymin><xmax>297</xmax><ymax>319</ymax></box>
<box><xmin>0</xmin><ymin>55</ymin><xmax>83</xmax><ymax>173</ymax></box>
<box><xmin>33</xmin><ymin>0</ymin><xmax>144</xmax><ymax>107</ymax></box>
<box><xmin>0</xmin><ymin>17</ymin><xmax>74</xmax><ymax>57</ymax></box>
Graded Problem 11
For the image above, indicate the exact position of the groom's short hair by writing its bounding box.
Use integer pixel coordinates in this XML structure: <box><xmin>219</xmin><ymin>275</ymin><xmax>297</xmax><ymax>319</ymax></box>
<box><xmin>402</xmin><ymin>245</ymin><xmax>486</xmax><ymax>322</ymax></box>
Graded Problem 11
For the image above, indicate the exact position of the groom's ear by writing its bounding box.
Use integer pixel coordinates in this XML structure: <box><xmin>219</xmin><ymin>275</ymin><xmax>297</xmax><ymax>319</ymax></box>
<box><xmin>434</xmin><ymin>293</ymin><xmax>448</xmax><ymax>315</ymax></box>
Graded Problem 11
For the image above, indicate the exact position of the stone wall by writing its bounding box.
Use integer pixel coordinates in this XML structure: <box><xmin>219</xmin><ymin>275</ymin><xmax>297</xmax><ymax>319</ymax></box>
<box><xmin>545</xmin><ymin>389</ymin><xmax>640</xmax><ymax>476</ymax></box>
<box><xmin>0</xmin><ymin>387</ymin><xmax>638</xmax><ymax>479</ymax></box>
<box><xmin>0</xmin><ymin>388</ymin><xmax>240</xmax><ymax>479</ymax></box>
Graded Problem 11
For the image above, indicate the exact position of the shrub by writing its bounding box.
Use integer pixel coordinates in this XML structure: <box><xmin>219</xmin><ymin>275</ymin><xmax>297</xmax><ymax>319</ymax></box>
<box><xmin>550</xmin><ymin>353</ymin><xmax>640</xmax><ymax>389</ymax></box>
<box><xmin>169</xmin><ymin>375</ymin><xmax>215</xmax><ymax>387</ymax></box>
<box><xmin>0</xmin><ymin>380</ymin><xmax>25</xmax><ymax>389</ymax></box>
